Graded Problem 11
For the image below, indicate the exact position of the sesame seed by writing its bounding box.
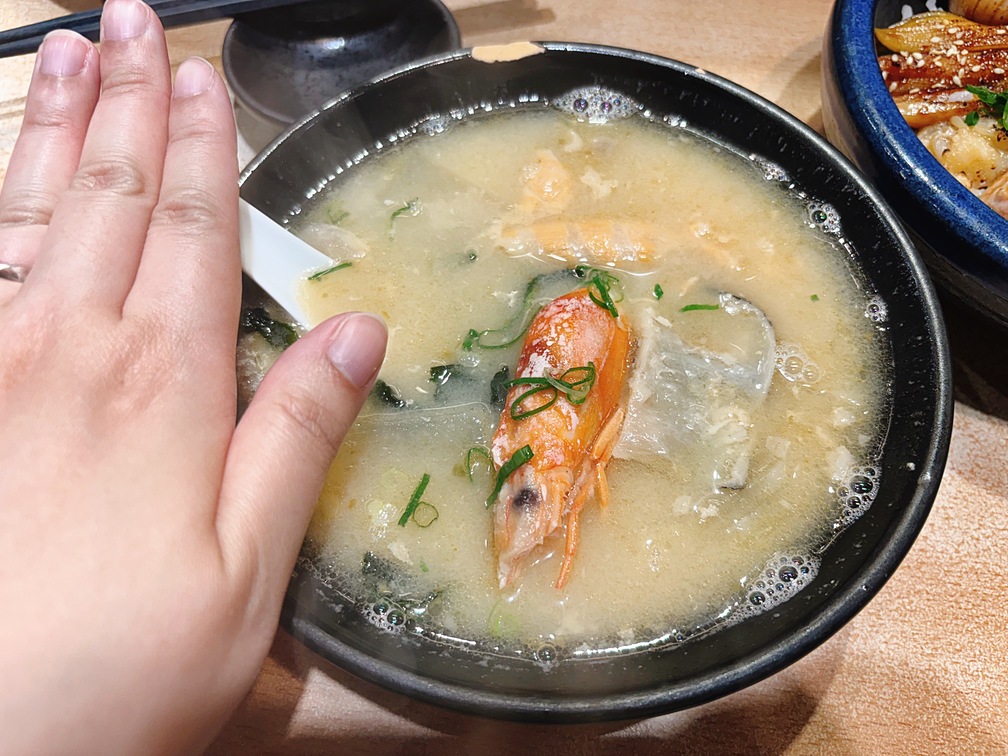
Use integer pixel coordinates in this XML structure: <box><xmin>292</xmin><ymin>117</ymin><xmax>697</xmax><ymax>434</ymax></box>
<box><xmin>889</xmin><ymin>81</ymin><xmax>897</xmax><ymax>92</ymax></box>
<box><xmin>953</xmin><ymin>75</ymin><xmax>962</xmax><ymax>86</ymax></box>
<box><xmin>912</xmin><ymin>51</ymin><xmax>924</xmax><ymax>60</ymax></box>
<box><xmin>972</xmin><ymin>65</ymin><xmax>982</xmax><ymax>72</ymax></box>
<box><xmin>996</xmin><ymin>67</ymin><xmax>1006</xmax><ymax>74</ymax></box>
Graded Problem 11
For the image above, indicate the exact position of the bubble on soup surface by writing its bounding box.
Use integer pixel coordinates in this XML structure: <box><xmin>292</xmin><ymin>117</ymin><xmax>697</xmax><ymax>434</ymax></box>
<box><xmin>297</xmin><ymin>551</ymin><xmax>341</xmax><ymax>590</ymax></box>
<box><xmin>726</xmin><ymin>553</ymin><xmax>821</xmax><ymax>625</ymax></box>
<box><xmin>363</xmin><ymin>600</ymin><xmax>405</xmax><ymax>634</ymax></box>
<box><xmin>418</xmin><ymin>114</ymin><xmax>452</xmax><ymax>136</ymax></box>
<box><xmin>751</xmin><ymin>154</ymin><xmax>790</xmax><ymax>183</ymax></box>
<box><xmin>552</xmin><ymin>88</ymin><xmax>638</xmax><ymax>124</ymax></box>
<box><xmin>806</xmin><ymin>201</ymin><xmax>841</xmax><ymax>234</ymax></box>
<box><xmin>865</xmin><ymin>295</ymin><xmax>888</xmax><ymax>324</ymax></box>
<box><xmin>774</xmin><ymin>344</ymin><xmax>823</xmax><ymax>385</ymax></box>
<box><xmin>836</xmin><ymin>464</ymin><xmax>881</xmax><ymax>528</ymax></box>
<box><xmin>534</xmin><ymin>643</ymin><xmax>558</xmax><ymax>664</ymax></box>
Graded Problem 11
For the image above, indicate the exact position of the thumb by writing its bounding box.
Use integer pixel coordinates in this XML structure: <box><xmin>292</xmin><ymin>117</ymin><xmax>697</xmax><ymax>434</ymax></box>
<box><xmin>216</xmin><ymin>311</ymin><xmax>387</xmax><ymax>601</ymax></box>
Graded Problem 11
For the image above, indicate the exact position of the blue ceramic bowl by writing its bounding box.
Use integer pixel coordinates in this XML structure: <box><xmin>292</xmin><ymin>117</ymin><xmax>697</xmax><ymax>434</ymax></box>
<box><xmin>822</xmin><ymin>0</ymin><xmax>1008</xmax><ymax>329</ymax></box>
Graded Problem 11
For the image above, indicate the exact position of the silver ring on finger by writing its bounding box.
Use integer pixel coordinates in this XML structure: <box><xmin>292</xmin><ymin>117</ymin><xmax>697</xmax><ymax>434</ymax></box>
<box><xmin>0</xmin><ymin>263</ymin><xmax>29</xmax><ymax>283</ymax></box>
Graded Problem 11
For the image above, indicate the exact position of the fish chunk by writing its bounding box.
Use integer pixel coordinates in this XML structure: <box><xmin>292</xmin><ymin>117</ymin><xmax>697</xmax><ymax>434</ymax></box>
<box><xmin>613</xmin><ymin>294</ymin><xmax>775</xmax><ymax>491</ymax></box>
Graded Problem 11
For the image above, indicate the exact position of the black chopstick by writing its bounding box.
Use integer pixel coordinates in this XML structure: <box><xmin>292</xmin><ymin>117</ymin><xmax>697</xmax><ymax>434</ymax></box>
<box><xmin>0</xmin><ymin>0</ymin><xmax>306</xmax><ymax>58</ymax></box>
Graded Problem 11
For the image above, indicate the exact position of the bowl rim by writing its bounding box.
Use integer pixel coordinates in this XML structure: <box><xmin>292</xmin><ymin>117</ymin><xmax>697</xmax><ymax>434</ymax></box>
<box><xmin>828</xmin><ymin>0</ymin><xmax>1008</xmax><ymax>289</ymax></box>
<box><xmin>242</xmin><ymin>41</ymin><xmax>954</xmax><ymax>720</ymax></box>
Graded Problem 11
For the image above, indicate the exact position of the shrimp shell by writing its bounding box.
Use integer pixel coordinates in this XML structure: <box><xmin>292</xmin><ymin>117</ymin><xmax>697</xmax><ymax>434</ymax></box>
<box><xmin>489</xmin><ymin>287</ymin><xmax>630</xmax><ymax>589</ymax></box>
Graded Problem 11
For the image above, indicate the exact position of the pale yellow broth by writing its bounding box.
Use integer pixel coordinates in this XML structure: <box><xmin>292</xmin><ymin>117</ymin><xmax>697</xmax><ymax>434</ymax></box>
<box><xmin>289</xmin><ymin>109</ymin><xmax>888</xmax><ymax>651</ymax></box>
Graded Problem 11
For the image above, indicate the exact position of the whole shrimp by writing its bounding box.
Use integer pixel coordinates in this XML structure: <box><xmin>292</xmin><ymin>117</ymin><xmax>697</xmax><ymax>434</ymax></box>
<box><xmin>489</xmin><ymin>287</ymin><xmax>630</xmax><ymax>589</ymax></box>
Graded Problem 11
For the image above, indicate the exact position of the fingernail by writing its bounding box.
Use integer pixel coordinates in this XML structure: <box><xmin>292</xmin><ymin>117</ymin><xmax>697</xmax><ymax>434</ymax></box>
<box><xmin>327</xmin><ymin>313</ymin><xmax>388</xmax><ymax>388</ymax></box>
<box><xmin>101</xmin><ymin>0</ymin><xmax>149</xmax><ymax>42</ymax></box>
<box><xmin>173</xmin><ymin>57</ymin><xmax>215</xmax><ymax>98</ymax></box>
<box><xmin>38</xmin><ymin>31</ymin><xmax>89</xmax><ymax>77</ymax></box>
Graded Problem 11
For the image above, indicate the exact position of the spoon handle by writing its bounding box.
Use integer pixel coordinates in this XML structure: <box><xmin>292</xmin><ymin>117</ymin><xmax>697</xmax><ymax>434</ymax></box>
<box><xmin>238</xmin><ymin>198</ymin><xmax>332</xmax><ymax>328</ymax></box>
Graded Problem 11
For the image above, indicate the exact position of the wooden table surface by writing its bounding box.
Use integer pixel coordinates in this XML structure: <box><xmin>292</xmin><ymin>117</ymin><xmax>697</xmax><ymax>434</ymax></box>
<box><xmin>2</xmin><ymin>1</ymin><xmax>1007</xmax><ymax>753</ymax></box>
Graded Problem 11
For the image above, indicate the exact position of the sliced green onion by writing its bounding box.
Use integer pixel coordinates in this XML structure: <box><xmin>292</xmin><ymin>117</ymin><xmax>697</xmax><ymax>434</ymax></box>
<box><xmin>463</xmin><ymin>306</ymin><xmax>543</xmax><ymax>351</ymax></box>
<box><xmin>548</xmin><ymin>363</ymin><xmax>596</xmax><ymax>404</ymax></box>
<box><xmin>966</xmin><ymin>84</ymin><xmax>1008</xmax><ymax>131</ymax></box>
<box><xmin>398</xmin><ymin>473</ymin><xmax>431</xmax><ymax>526</ymax></box>
<box><xmin>504</xmin><ymin>363</ymin><xmax>596</xmax><ymax>420</ymax></box>
<box><xmin>653</xmin><ymin>283</ymin><xmax>664</xmax><ymax>300</ymax></box>
<box><xmin>326</xmin><ymin>205</ymin><xmax>349</xmax><ymax>225</ymax></box>
<box><xmin>419</xmin><ymin>560</ymin><xmax>429</xmax><ymax>573</ymax></box>
<box><xmin>575</xmin><ymin>265</ymin><xmax>622</xmax><ymax>318</ymax></box>
<box><xmin>486</xmin><ymin>445</ymin><xmax>534</xmax><ymax>508</ymax></box>
<box><xmin>965</xmin><ymin>110</ymin><xmax>980</xmax><ymax>127</ymax></box>
<box><xmin>308</xmin><ymin>261</ymin><xmax>351</xmax><ymax>281</ymax></box>
<box><xmin>488</xmin><ymin>600</ymin><xmax>520</xmax><ymax>638</ymax></box>
<box><xmin>390</xmin><ymin>197</ymin><xmax>420</xmax><ymax>227</ymax></box>
<box><xmin>465</xmin><ymin>446</ymin><xmax>493</xmax><ymax>482</ymax></box>
<box><xmin>680</xmin><ymin>303</ymin><xmax>720</xmax><ymax>312</ymax></box>
<box><xmin>411</xmin><ymin>502</ymin><xmax>439</xmax><ymax>528</ymax></box>
<box><xmin>462</xmin><ymin>268</ymin><xmax>579</xmax><ymax>351</ymax></box>
<box><xmin>508</xmin><ymin>382</ymin><xmax>559</xmax><ymax>420</ymax></box>
<box><xmin>810</xmin><ymin>293</ymin><xmax>820</xmax><ymax>302</ymax></box>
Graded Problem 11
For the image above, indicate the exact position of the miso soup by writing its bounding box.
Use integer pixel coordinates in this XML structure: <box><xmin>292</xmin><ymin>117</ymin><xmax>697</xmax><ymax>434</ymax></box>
<box><xmin>238</xmin><ymin>95</ymin><xmax>890</xmax><ymax>658</ymax></box>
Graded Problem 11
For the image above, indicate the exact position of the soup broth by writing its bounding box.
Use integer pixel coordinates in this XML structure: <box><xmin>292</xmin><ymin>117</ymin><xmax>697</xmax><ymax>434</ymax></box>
<box><xmin>239</xmin><ymin>102</ymin><xmax>890</xmax><ymax>655</ymax></box>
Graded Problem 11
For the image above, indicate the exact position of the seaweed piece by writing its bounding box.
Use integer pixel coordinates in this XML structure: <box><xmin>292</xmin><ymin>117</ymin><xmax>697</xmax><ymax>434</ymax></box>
<box><xmin>239</xmin><ymin>306</ymin><xmax>298</xmax><ymax>349</ymax></box>
<box><xmin>361</xmin><ymin>551</ymin><xmax>442</xmax><ymax>617</ymax></box>
<box><xmin>430</xmin><ymin>363</ymin><xmax>461</xmax><ymax>386</ymax></box>
<box><xmin>429</xmin><ymin>363</ymin><xmax>482</xmax><ymax>403</ymax></box>
<box><xmin>389</xmin><ymin>588</ymin><xmax>442</xmax><ymax>616</ymax></box>
<box><xmin>362</xmin><ymin>550</ymin><xmax>400</xmax><ymax>583</ymax></box>
<box><xmin>490</xmin><ymin>365</ymin><xmax>510</xmax><ymax>410</ymax></box>
<box><xmin>372</xmin><ymin>379</ymin><xmax>413</xmax><ymax>409</ymax></box>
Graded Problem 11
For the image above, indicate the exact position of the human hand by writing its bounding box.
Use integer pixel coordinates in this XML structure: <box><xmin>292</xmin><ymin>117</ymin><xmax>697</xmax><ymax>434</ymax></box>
<box><xmin>0</xmin><ymin>1</ymin><xmax>387</xmax><ymax>752</ymax></box>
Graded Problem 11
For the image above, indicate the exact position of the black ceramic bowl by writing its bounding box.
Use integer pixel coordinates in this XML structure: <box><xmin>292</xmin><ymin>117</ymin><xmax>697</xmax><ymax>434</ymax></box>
<box><xmin>223</xmin><ymin>0</ymin><xmax>460</xmax><ymax>151</ymax></box>
<box><xmin>822</xmin><ymin>0</ymin><xmax>1008</xmax><ymax>329</ymax></box>
<box><xmin>240</xmin><ymin>43</ymin><xmax>952</xmax><ymax>722</ymax></box>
